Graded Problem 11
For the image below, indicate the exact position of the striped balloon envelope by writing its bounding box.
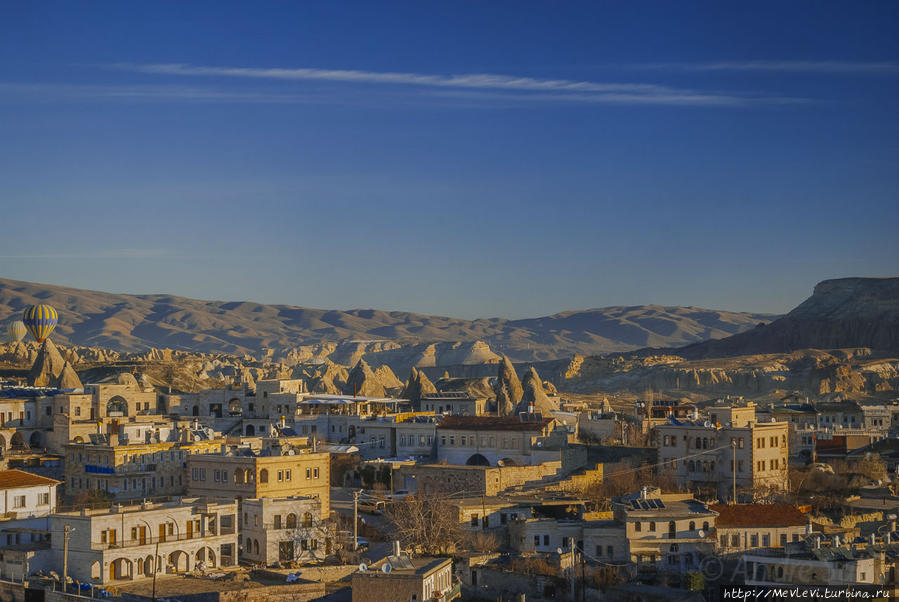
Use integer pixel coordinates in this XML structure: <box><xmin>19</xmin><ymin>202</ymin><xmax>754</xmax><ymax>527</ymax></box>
<box><xmin>22</xmin><ymin>304</ymin><xmax>59</xmax><ymax>342</ymax></box>
<box><xmin>7</xmin><ymin>320</ymin><xmax>27</xmax><ymax>342</ymax></box>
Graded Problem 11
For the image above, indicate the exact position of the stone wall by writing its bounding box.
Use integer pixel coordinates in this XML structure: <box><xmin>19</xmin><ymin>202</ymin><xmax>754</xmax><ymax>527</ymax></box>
<box><xmin>120</xmin><ymin>583</ymin><xmax>325</xmax><ymax>602</ymax></box>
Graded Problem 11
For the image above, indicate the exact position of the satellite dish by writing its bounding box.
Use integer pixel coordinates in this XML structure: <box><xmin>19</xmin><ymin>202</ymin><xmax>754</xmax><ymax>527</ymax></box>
<box><xmin>556</xmin><ymin>547</ymin><xmax>563</xmax><ymax>555</ymax></box>
<box><xmin>358</xmin><ymin>564</ymin><xmax>368</xmax><ymax>572</ymax></box>
<box><xmin>381</xmin><ymin>563</ymin><xmax>392</xmax><ymax>574</ymax></box>
<box><xmin>704</xmin><ymin>421</ymin><xmax>711</xmax><ymax>428</ymax></box>
<box><xmin>698</xmin><ymin>530</ymin><xmax>706</xmax><ymax>538</ymax></box>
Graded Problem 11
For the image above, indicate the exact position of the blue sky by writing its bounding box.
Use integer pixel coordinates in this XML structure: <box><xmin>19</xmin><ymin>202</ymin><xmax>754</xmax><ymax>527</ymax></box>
<box><xmin>1</xmin><ymin>1</ymin><xmax>897</xmax><ymax>319</ymax></box>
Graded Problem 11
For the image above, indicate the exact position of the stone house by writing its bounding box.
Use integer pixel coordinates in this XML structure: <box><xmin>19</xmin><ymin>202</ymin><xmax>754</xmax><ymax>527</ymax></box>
<box><xmin>50</xmin><ymin>497</ymin><xmax>238</xmax><ymax>584</ymax></box>
<box><xmin>710</xmin><ymin>503</ymin><xmax>810</xmax><ymax>554</ymax></box>
<box><xmin>241</xmin><ymin>496</ymin><xmax>332</xmax><ymax>565</ymax></box>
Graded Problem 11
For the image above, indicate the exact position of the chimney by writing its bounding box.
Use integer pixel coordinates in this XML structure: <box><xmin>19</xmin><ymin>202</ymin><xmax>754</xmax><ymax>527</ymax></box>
<box><xmin>392</xmin><ymin>540</ymin><xmax>401</xmax><ymax>557</ymax></box>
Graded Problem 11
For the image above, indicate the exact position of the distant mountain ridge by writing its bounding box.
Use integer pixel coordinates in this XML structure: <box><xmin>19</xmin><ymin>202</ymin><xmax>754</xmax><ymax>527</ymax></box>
<box><xmin>0</xmin><ymin>277</ymin><xmax>775</xmax><ymax>360</ymax></box>
<box><xmin>677</xmin><ymin>277</ymin><xmax>899</xmax><ymax>358</ymax></box>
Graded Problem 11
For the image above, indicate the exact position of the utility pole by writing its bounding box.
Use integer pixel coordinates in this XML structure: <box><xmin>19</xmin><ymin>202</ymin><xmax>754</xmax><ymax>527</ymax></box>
<box><xmin>569</xmin><ymin>547</ymin><xmax>576</xmax><ymax>601</ymax></box>
<box><xmin>151</xmin><ymin>539</ymin><xmax>160</xmax><ymax>602</ymax></box>
<box><xmin>732</xmin><ymin>440</ymin><xmax>737</xmax><ymax>505</ymax></box>
<box><xmin>62</xmin><ymin>525</ymin><xmax>72</xmax><ymax>592</ymax></box>
<box><xmin>353</xmin><ymin>489</ymin><xmax>362</xmax><ymax>551</ymax></box>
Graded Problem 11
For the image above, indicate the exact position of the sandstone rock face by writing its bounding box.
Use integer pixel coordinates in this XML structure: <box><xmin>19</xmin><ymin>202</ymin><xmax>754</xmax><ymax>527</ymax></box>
<box><xmin>680</xmin><ymin>278</ymin><xmax>899</xmax><ymax>358</ymax></box>
<box><xmin>28</xmin><ymin>339</ymin><xmax>67</xmax><ymax>387</ymax></box>
<box><xmin>401</xmin><ymin>367</ymin><xmax>437</xmax><ymax>402</ymax></box>
<box><xmin>517</xmin><ymin>367</ymin><xmax>558</xmax><ymax>415</ymax></box>
<box><xmin>496</xmin><ymin>385</ymin><xmax>515</xmax><ymax>417</ymax></box>
<box><xmin>56</xmin><ymin>361</ymin><xmax>83</xmax><ymax>389</ymax></box>
<box><xmin>495</xmin><ymin>355</ymin><xmax>523</xmax><ymax>407</ymax></box>
<box><xmin>305</xmin><ymin>362</ymin><xmax>349</xmax><ymax>394</ymax></box>
<box><xmin>373</xmin><ymin>364</ymin><xmax>405</xmax><ymax>393</ymax></box>
<box><xmin>344</xmin><ymin>359</ymin><xmax>386</xmax><ymax>398</ymax></box>
<box><xmin>555</xmin><ymin>349</ymin><xmax>899</xmax><ymax>400</ymax></box>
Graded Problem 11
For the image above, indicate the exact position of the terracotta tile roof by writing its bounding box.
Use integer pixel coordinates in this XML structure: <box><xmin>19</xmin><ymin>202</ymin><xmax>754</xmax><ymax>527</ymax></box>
<box><xmin>437</xmin><ymin>415</ymin><xmax>551</xmax><ymax>431</ymax></box>
<box><xmin>0</xmin><ymin>469</ymin><xmax>61</xmax><ymax>490</ymax></box>
<box><xmin>709</xmin><ymin>503</ymin><xmax>807</xmax><ymax>528</ymax></box>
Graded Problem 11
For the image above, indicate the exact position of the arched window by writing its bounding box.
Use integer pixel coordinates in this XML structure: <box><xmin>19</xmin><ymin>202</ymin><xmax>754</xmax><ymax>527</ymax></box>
<box><xmin>246</xmin><ymin>537</ymin><xmax>252</xmax><ymax>553</ymax></box>
<box><xmin>702</xmin><ymin>437</ymin><xmax>708</xmax><ymax>449</ymax></box>
<box><xmin>668</xmin><ymin>521</ymin><xmax>676</xmax><ymax>538</ymax></box>
<box><xmin>286</xmin><ymin>513</ymin><xmax>297</xmax><ymax>529</ymax></box>
<box><xmin>303</xmin><ymin>512</ymin><xmax>313</xmax><ymax>528</ymax></box>
<box><xmin>689</xmin><ymin>521</ymin><xmax>695</xmax><ymax>532</ymax></box>
<box><xmin>702</xmin><ymin>521</ymin><xmax>709</xmax><ymax>531</ymax></box>
<box><xmin>253</xmin><ymin>540</ymin><xmax>259</xmax><ymax>554</ymax></box>
<box><xmin>695</xmin><ymin>437</ymin><xmax>701</xmax><ymax>449</ymax></box>
<box><xmin>259</xmin><ymin>469</ymin><xmax>268</xmax><ymax>483</ymax></box>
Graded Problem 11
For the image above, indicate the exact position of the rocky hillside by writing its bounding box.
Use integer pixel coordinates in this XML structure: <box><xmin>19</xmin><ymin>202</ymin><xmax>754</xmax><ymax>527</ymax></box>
<box><xmin>543</xmin><ymin>349</ymin><xmax>899</xmax><ymax>402</ymax></box>
<box><xmin>677</xmin><ymin>278</ymin><xmax>899</xmax><ymax>358</ymax></box>
<box><xmin>0</xmin><ymin>277</ymin><xmax>773</xmax><ymax>360</ymax></box>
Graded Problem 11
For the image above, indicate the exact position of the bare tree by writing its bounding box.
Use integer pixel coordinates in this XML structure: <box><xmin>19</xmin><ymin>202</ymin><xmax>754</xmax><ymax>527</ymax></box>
<box><xmin>385</xmin><ymin>495</ymin><xmax>465</xmax><ymax>555</ymax></box>
<box><xmin>281</xmin><ymin>515</ymin><xmax>337</xmax><ymax>567</ymax></box>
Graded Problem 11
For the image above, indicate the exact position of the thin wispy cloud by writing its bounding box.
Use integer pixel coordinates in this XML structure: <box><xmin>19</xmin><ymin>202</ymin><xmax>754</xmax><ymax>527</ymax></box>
<box><xmin>633</xmin><ymin>60</ymin><xmax>899</xmax><ymax>74</ymax></box>
<box><xmin>0</xmin><ymin>248</ymin><xmax>171</xmax><ymax>259</ymax></box>
<box><xmin>109</xmin><ymin>62</ymin><xmax>810</xmax><ymax>107</ymax></box>
<box><xmin>0</xmin><ymin>82</ymin><xmax>331</xmax><ymax>104</ymax></box>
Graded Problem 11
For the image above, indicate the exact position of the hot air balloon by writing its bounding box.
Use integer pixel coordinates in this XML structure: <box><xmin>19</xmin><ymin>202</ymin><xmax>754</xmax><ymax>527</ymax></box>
<box><xmin>7</xmin><ymin>320</ymin><xmax>26</xmax><ymax>342</ymax></box>
<box><xmin>22</xmin><ymin>304</ymin><xmax>58</xmax><ymax>343</ymax></box>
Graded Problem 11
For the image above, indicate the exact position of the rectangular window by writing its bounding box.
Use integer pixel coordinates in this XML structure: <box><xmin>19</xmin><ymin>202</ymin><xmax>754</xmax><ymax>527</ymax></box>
<box><xmin>38</xmin><ymin>493</ymin><xmax>49</xmax><ymax>505</ymax></box>
<box><xmin>274</xmin><ymin>515</ymin><xmax>282</xmax><ymax>529</ymax></box>
<box><xmin>732</xmin><ymin>534</ymin><xmax>740</xmax><ymax>547</ymax></box>
<box><xmin>471</xmin><ymin>514</ymin><xmax>479</xmax><ymax>527</ymax></box>
<box><xmin>780</xmin><ymin>534</ymin><xmax>787</xmax><ymax>546</ymax></box>
<box><xmin>607</xmin><ymin>545</ymin><xmax>613</xmax><ymax>557</ymax></box>
<box><xmin>313</xmin><ymin>468</ymin><xmax>319</xmax><ymax>479</ymax></box>
<box><xmin>720</xmin><ymin>534</ymin><xmax>727</xmax><ymax>546</ymax></box>
<box><xmin>13</xmin><ymin>496</ymin><xmax>25</xmax><ymax>508</ymax></box>
<box><xmin>543</xmin><ymin>535</ymin><xmax>549</xmax><ymax>546</ymax></box>
<box><xmin>535</xmin><ymin>536</ymin><xmax>540</xmax><ymax>547</ymax></box>
<box><xmin>649</xmin><ymin>522</ymin><xmax>656</xmax><ymax>532</ymax></box>
<box><xmin>285</xmin><ymin>470</ymin><xmax>291</xmax><ymax>481</ymax></box>
<box><xmin>635</xmin><ymin>522</ymin><xmax>641</xmax><ymax>532</ymax></box>
<box><xmin>762</xmin><ymin>534</ymin><xmax>770</xmax><ymax>547</ymax></box>
<box><xmin>278</xmin><ymin>471</ymin><xmax>283</xmax><ymax>482</ymax></box>
<box><xmin>306</xmin><ymin>468</ymin><xmax>312</xmax><ymax>479</ymax></box>
<box><xmin>751</xmin><ymin>534</ymin><xmax>759</xmax><ymax>547</ymax></box>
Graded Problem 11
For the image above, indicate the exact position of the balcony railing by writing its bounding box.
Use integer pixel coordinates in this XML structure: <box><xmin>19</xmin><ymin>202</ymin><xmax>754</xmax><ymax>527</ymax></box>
<box><xmin>441</xmin><ymin>582</ymin><xmax>462</xmax><ymax>600</ymax></box>
<box><xmin>96</xmin><ymin>530</ymin><xmax>234</xmax><ymax>550</ymax></box>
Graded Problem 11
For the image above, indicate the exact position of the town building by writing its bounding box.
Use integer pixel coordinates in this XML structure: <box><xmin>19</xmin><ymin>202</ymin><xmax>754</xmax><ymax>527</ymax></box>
<box><xmin>743</xmin><ymin>536</ymin><xmax>880</xmax><ymax>588</ymax></box>
<box><xmin>186</xmin><ymin>449</ymin><xmax>330</xmax><ymax>514</ymax></box>
<box><xmin>241</xmin><ymin>496</ymin><xmax>332</xmax><ymax>565</ymax></box>
<box><xmin>50</xmin><ymin>497</ymin><xmax>238</xmax><ymax>584</ymax></box>
<box><xmin>613</xmin><ymin>488</ymin><xmax>718</xmax><ymax>573</ymax></box>
<box><xmin>434</xmin><ymin>415</ymin><xmax>568</xmax><ymax>467</ymax></box>
<box><xmin>351</xmin><ymin>546</ymin><xmax>459</xmax><ymax>602</ymax></box>
<box><xmin>710</xmin><ymin>504</ymin><xmax>810</xmax><ymax>554</ymax></box>
<box><xmin>64</xmin><ymin>422</ymin><xmax>224</xmax><ymax>501</ymax></box>
<box><xmin>656</xmin><ymin>404</ymin><xmax>789</xmax><ymax>500</ymax></box>
<box><xmin>420</xmin><ymin>393</ymin><xmax>486</xmax><ymax>416</ymax></box>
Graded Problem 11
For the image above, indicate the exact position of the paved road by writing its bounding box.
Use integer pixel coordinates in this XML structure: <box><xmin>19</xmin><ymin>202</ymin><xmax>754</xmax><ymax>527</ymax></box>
<box><xmin>330</xmin><ymin>487</ymin><xmax>397</xmax><ymax>560</ymax></box>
